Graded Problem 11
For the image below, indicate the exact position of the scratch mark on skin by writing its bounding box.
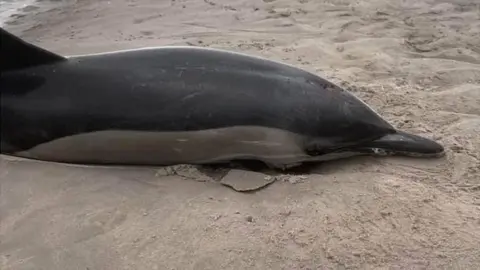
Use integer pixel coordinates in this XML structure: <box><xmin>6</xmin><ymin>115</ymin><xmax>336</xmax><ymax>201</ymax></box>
<box><xmin>182</xmin><ymin>92</ymin><xmax>202</xmax><ymax>101</ymax></box>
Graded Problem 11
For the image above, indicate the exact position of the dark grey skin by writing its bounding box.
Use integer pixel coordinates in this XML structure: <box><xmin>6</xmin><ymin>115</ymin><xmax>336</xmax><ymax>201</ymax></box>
<box><xmin>0</xmin><ymin>28</ymin><xmax>444</xmax><ymax>169</ymax></box>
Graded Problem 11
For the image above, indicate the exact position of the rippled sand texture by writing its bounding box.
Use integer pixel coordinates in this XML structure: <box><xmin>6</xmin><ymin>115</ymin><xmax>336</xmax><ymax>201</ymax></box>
<box><xmin>1</xmin><ymin>0</ymin><xmax>480</xmax><ymax>269</ymax></box>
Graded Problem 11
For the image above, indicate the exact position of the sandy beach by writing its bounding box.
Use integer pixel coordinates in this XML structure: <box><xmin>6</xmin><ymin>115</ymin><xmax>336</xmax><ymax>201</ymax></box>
<box><xmin>1</xmin><ymin>0</ymin><xmax>480</xmax><ymax>269</ymax></box>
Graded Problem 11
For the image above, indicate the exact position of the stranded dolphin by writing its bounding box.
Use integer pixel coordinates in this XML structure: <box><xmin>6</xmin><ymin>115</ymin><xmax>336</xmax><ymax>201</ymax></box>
<box><xmin>0</xmin><ymin>28</ymin><xmax>444</xmax><ymax>169</ymax></box>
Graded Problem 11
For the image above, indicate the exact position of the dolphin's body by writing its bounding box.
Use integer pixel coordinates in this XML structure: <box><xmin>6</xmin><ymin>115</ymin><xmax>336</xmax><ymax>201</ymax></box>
<box><xmin>0</xmin><ymin>28</ymin><xmax>444</xmax><ymax>169</ymax></box>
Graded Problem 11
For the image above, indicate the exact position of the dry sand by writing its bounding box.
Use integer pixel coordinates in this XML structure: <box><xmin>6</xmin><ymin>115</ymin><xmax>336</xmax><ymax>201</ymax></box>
<box><xmin>1</xmin><ymin>0</ymin><xmax>480</xmax><ymax>269</ymax></box>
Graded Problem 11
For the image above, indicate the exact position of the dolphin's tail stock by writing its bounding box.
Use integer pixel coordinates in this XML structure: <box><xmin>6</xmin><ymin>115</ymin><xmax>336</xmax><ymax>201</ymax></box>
<box><xmin>0</xmin><ymin>27</ymin><xmax>67</xmax><ymax>72</ymax></box>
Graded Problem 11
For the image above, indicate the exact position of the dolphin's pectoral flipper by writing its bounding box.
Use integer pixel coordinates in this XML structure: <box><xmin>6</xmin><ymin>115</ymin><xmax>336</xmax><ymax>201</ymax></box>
<box><xmin>302</xmin><ymin>137</ymin><xmax>339</xmax><ymax>156</ymax></box>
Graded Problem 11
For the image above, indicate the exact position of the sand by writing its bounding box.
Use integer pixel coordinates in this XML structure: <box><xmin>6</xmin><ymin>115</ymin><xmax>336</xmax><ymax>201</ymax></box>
<box><xmin>1</xmin><ymin>0</ymin><xmax>480</xmax><ymax>269</ymax></box>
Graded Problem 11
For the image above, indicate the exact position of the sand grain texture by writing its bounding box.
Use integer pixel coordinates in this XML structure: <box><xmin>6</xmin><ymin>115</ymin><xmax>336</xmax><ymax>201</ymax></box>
<box><xmin>1</xmin><ymin>0</ymin><xmax>480</xmax><ymax>269</ymax></box>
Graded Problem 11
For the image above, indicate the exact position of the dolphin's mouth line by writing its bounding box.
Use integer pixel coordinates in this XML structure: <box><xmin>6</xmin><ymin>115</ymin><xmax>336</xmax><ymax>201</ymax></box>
<box><xmin>331</xmin><ymin>146</ymin><xmax>446</xmax><ymax>158</ymax></box>
<box><xmin>369</xmin><ymin>148</ymin><xmax>446</xmax><ymax>158</ymax></box>
<box><xmin>306</xmin><ymin>143</ymin><xmax>446</xmax><ymax>158</ymax></box>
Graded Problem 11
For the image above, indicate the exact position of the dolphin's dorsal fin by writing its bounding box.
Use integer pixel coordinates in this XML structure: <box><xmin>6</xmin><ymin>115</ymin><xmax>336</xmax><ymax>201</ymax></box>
<box><xmin>1</xmin><ymin>27</ymin><xmax>67</xmax><ymax>72</ymax></box>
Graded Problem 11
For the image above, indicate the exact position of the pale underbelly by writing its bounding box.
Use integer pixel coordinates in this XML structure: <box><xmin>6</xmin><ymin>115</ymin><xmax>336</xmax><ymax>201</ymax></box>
<box><xmin>14</xmin><ymin>126</ymin><xmax>362</xmax><ymax>167</ymax></box>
